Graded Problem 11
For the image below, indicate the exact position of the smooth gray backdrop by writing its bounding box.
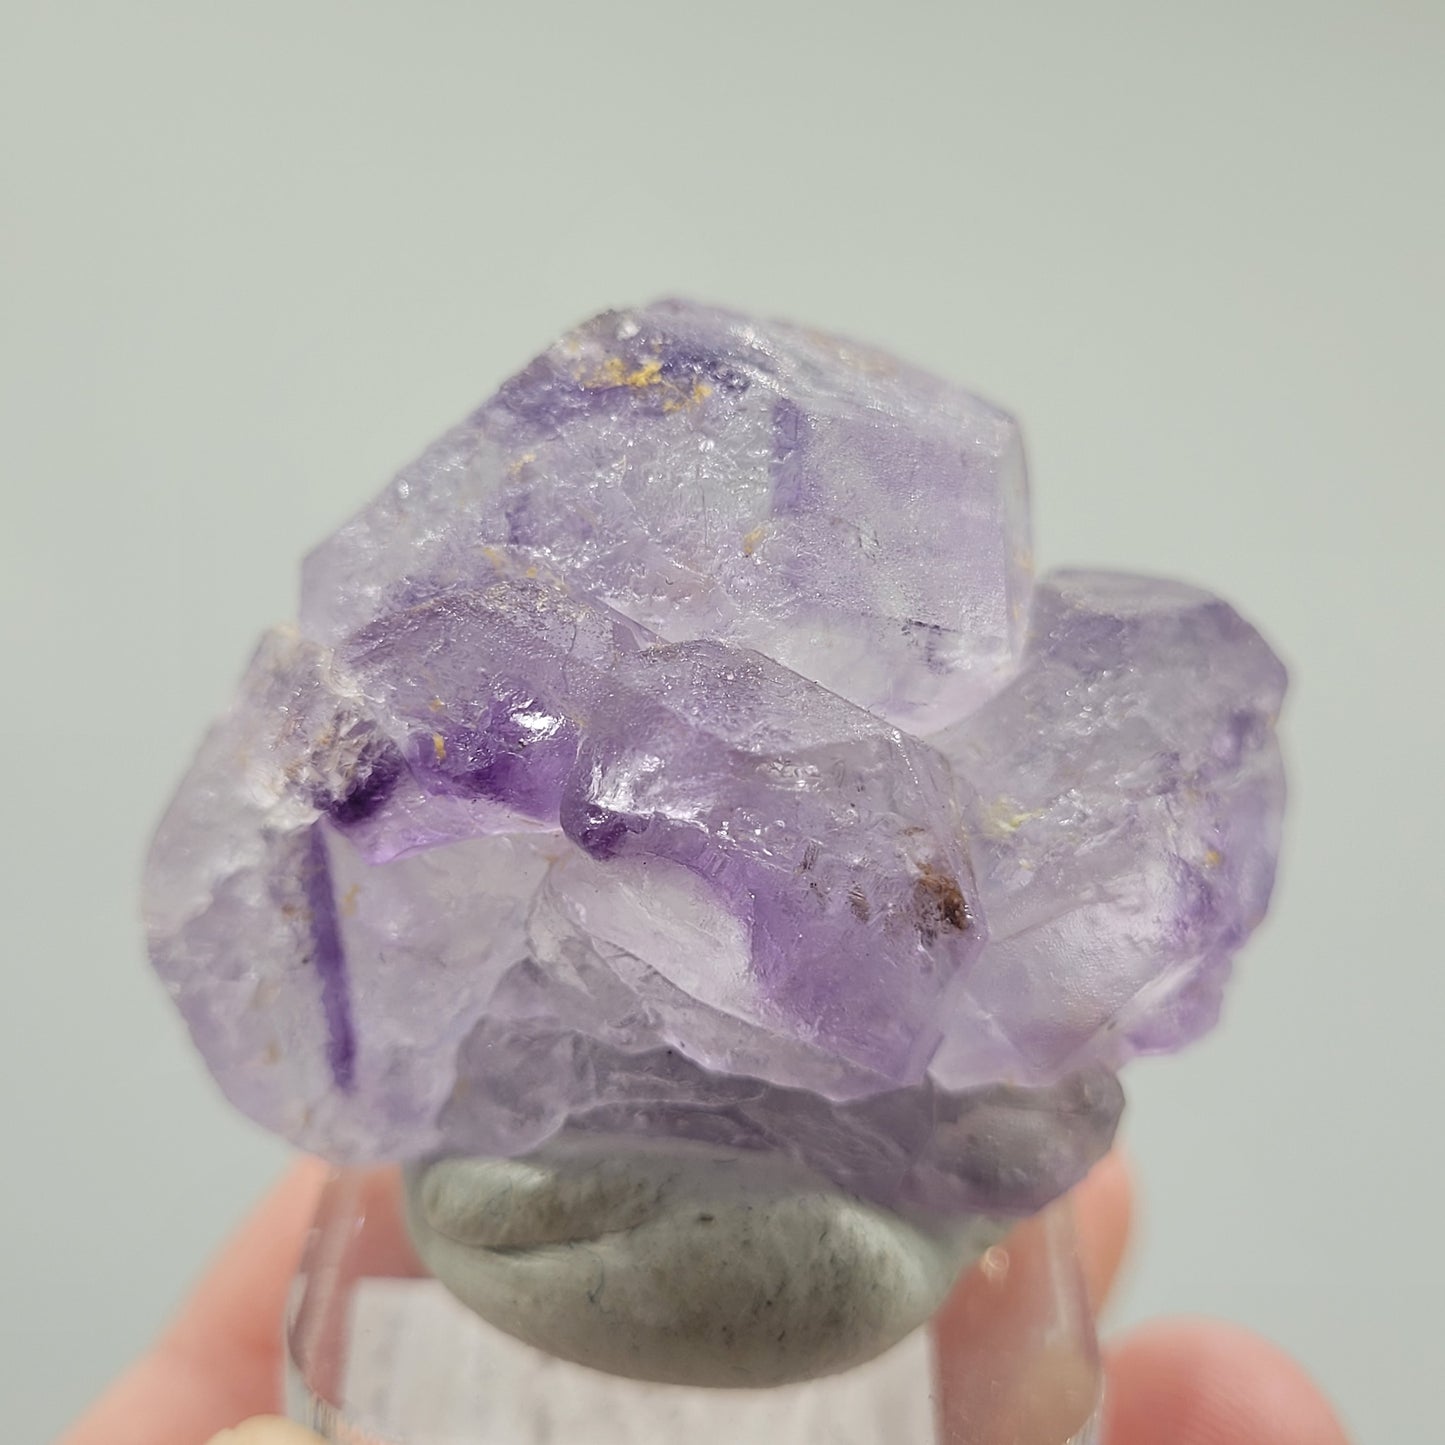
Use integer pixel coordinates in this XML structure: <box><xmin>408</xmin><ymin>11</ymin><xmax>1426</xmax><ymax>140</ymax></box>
<box><xmin>4</xmin><ymin>3</ymin><xmax>1440</xmax><ymax>1441</ymax></box>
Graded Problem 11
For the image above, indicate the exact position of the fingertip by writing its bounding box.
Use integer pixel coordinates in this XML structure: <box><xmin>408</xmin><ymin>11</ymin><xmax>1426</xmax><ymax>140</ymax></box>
<box><xmin>1105</xmin><ymin>1318</ymin><xmax>1350</xmax><ymax>1445</ymax></box>
<box><xmin>165</xmin><ymin>1157</ymin><xmax>331</xmax><ymax>1364</ymax></box>
<box><xmin>205</xmin><ymin>1416</ymin><xmax>324</xmax><ymax>1445</ymax></box>
<box><xmin>1073</xmin><ymin>1147</ymin><xmax>1134</xmax><ymax>1312</ymax></box>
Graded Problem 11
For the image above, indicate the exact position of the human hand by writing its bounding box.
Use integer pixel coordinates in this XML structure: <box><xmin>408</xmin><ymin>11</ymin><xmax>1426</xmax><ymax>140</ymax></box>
<box><xmin>58</xmin><ymin>1155</ymin><xmax>1348</xmax><ymax>1445</ymax></box>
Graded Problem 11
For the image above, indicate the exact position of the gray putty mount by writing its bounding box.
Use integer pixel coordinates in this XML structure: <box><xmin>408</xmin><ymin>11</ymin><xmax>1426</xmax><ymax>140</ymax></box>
<box><xmin>403</xmin><ymin>1135</ymin><xmax>1007</xmax><ymax>1389</ymax></box>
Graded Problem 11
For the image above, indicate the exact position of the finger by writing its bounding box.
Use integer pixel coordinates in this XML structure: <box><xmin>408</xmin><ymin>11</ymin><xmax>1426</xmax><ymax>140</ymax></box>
<box><xmin>164</xmin><ymin>1160</ymin><xmax>333</xmax><ymax>1383</ymax></box>
<box><xmin>60</xmin><ymin>1151</ymin><xmax>1132</xmax><ymax>1445</ymax></box>
<box><xmin>168</xmin><ymin>1162</ymin><xmax>418</xmax><ymax>1380</ymax></box>
<box><xmin>59</xmin><ymin>1160</ymin><xmax>329</xmax><ymax>1445</ymax></box>
<box><xmin>205</xmin><ymin>1417</ymin><xmax>324</xmax><ymax>1445</ymax></box>
<box><xmin>1104</xmin><ymin>1319</ymin><xmax>1351</xmax><ymax>1445</ymax></box>
<box><xmin>62</xmin><ymin>1161</ymin><xmax>422</xmax><ymax>1445</ymax></box>
<box><xmin>932</xmin><ymin>1150</ymin><xmax>1134</xmax><ymax>1442</ymax></box>
<box><xmin>1073</xmin><ymin>1148</ymin><xmax>1134</xmax><ymax>1313</ymax></box>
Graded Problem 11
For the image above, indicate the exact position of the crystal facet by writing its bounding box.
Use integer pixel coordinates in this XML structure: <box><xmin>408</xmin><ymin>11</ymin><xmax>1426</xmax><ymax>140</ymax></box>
<box><xmin>928</xmin><ymin>570</ymin><xmax>1288</xmax><ymax>1087</ymax></box>
<box><xmin>144</xmin><ymin>301</ymin><xmax>1286</xmax><ymax>1217</ymax></box>
<box><xmin>301</xmin><ymin>300</ymin><xmax>1032</xmax><ymax>733</ymax></box>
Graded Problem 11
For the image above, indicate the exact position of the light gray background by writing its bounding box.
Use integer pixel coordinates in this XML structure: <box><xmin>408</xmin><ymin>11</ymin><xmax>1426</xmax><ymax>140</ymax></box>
<box><xmin>4</xmin><ymin>2</ymin><xmax>1440</xmax><ymax>1440</ymax></box>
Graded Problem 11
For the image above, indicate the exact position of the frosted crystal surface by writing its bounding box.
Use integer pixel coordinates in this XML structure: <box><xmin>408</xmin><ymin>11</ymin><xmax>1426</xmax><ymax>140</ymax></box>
<box><xmin>145</xmin><ymin>303</ymin><xmax>1285</xmax><ymax>1217</ymax></box>
<box><xmin>302</xmin><ymin>299</ymin><xmax>1032</xmax><ymax>733</ymax></box>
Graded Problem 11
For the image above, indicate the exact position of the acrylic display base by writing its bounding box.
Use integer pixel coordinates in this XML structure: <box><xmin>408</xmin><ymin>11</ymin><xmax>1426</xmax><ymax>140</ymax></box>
<box><xmin>286</xmin><ymin>1168</ymin><xmax>1101</xmax><ymax>1445</ymax></box>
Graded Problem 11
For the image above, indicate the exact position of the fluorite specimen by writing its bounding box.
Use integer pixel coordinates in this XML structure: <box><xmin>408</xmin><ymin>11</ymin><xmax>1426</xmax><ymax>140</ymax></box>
<box><xmin>144</xmin><ymin>301</ymin><xmax>1285</xmax><ymax>1217</ymax></box>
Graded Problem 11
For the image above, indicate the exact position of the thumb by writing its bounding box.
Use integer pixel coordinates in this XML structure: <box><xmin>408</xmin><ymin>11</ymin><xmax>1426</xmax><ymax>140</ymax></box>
<box><xmin>206</xmin><ymin>1418</ymin><xmax>324</xmax><ymax>1445</ymax></box>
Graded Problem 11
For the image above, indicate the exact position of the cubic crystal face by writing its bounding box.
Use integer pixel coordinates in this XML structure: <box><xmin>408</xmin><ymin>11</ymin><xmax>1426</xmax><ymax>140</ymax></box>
<box><xmin>928</xmin><ymin>571</ymin><xmax>1288</xmax><ymax>1087</ymax></box>
<box><xmin>560</xmin><ymin>639</ymin><xmax>981</xmax><ymax>1085</ymax></box>
<box><xmin>301</xmin><ymin>300</ymin><xmax>1032</xmax><ymax>734</ymax></box>
<box><xmin>144</xmin><ymin>301</ymin><xmax>1286</xmax><ymax>1217</ymax></box>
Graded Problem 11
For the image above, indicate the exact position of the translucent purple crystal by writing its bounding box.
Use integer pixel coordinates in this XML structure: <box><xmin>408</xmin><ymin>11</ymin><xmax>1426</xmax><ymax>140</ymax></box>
<box><xmin>144</xmin><ymin>301</ymin><xmax>1285</xmax><ymax>1216</ymax></box>
<box><xmin>301</xmin><ymin>299</ymin><xmax>1031</xmax><ymax>733</ymax></box>
<box><xmin>928</xmin><ymin>571</ymin><xmax>1287</xmax><ymax>1088</ymax></box>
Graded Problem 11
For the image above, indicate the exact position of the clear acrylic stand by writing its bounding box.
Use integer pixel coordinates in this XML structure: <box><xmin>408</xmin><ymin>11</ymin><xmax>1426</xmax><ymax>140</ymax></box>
<box><xmin>286</xmin><ymin>1167</ymin><xmax>1101</xmax><ymax>1445</ymax></box>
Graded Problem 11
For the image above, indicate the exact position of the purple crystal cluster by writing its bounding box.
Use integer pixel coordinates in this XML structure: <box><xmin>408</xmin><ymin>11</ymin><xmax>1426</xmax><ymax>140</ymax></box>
<box><xmin>144</xmin><ymin>301</ymin><xmax>1285</xmax><ymax>1217</ymax></box>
